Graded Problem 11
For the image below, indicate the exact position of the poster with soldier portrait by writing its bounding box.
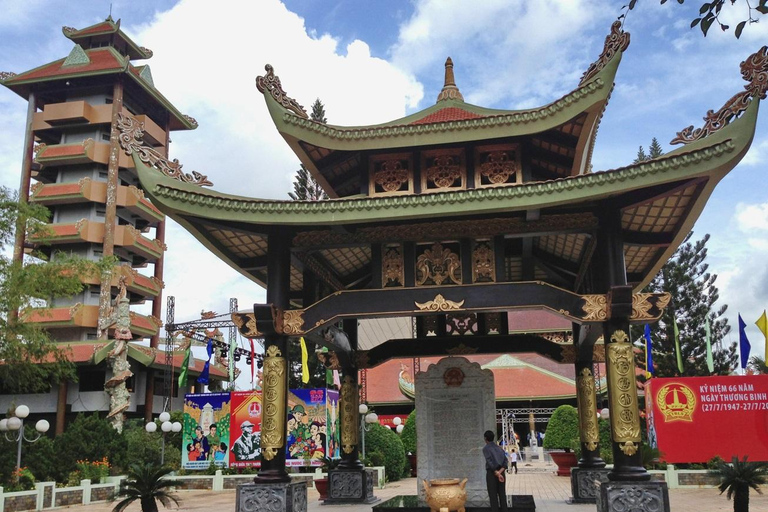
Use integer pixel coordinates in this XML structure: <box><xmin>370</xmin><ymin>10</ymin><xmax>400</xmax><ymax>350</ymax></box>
<box><xmin>230</xmin><ymin>390</ymin><xmax>262</xmax><ymax>468</ymax></box>
<box><xmin>286</xmin><ymin>388</ymin><xmax>336</xmax><ymax>466</ymax></box>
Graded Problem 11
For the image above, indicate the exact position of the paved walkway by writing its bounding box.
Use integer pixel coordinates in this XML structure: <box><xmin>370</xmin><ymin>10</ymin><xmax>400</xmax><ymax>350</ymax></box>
<box><xmin>69</xmin><ymin>462</ymin><xmax>767</xmax><ymax>512</ymax></box>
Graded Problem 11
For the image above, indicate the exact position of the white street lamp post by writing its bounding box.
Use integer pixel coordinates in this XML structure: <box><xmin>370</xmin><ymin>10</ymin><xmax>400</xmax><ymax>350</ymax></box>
<box><xmin>0</xmin><ymin>405</ymin><xmax>50</xmax><ymax>481</ymax></box>
<box><xmin>393</xmin><ymin>416</ymin><xmax>404</xmax><ymax>434</ymax></box>
<box><xmin>358</xmin><ymin>404</ymin><xmax>378</xmax><ymax>460</ymax></box>
<box><xmin>145</xmin><ymin>411</ymin><xmax>182</xmax><ymax>465</ymax></box>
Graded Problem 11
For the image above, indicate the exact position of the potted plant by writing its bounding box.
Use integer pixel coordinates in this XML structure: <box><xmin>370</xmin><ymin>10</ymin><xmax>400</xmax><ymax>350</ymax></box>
<box><xmin>401</xmin><ymin>410</ymin><xmax>417</xmax><ymax>476</ymax></box>
<box><xmin>543</xmin><ymin>405</ymin><xmax>579</xmax><ymax>477</ymax></box>
<box><xmin>314</xmin><ymin>457</ymin><xmax>339</xmax><ymax>500</ymax></box>
<box><xmin>710</xmin><ymin>455</ymin><xmax>768</xmax><ymax>512</ymax></box>
<box><xmin>112</xmin><ymin>463</ymin><xmax>181</xmax><ymax>512</ymax></box>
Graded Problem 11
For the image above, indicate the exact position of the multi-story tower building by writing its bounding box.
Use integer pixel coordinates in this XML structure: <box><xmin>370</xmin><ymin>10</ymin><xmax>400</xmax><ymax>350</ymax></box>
<box><xmin>0</xmin><ymin>17</ymin><xmax>219</xmax><ymax>432</ymax></box>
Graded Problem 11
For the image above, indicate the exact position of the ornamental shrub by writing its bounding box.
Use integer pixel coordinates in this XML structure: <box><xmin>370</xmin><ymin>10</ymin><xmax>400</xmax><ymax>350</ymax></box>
<box><xmin>364</xmin><ymin>423</ymin><xmax>406</xmax><ymax>482</ymax></box>
<box><xmin>543</xmin><ymin>405</ymin><xmax>579</xmax><ymax>452</ymax></box>
<box><xmin>400</xmin><ymin>410</ymin><xmax>416</xmax><ymax>454</ymax></box>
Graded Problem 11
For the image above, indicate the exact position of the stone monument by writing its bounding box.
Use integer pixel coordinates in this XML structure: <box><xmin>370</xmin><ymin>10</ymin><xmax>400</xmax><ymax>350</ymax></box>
<box><xmin>416</xmin><ymin>357</ymin><xmax>495</xmax><ymax>503</ymax></box>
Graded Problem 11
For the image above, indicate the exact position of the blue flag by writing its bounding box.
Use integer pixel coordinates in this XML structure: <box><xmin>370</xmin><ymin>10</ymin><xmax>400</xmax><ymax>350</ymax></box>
<box><xmin>738</xmin><ymin>314</ymin><xmax>751</xmax><ymax>370</ymax></box>
<box><xmin>644</xmin><ymin>324</ymin><xmax>654</xmax><ymax>376</ymax></box>
<box><xmin>197</xmin><ymin>338</ymin><xmax>213</xmax><ymax>385</ymax></box>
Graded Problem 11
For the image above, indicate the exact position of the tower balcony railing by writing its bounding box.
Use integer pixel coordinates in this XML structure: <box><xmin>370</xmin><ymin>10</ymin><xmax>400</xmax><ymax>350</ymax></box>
<box><xmin>79</xmin><ymin>264</ymin><xmax>163</xmax><ymax>300</ymax></box>
<box><xmin>22</xmin><ymin>304</ymin><xmax>162</xmax><ymax>338</ymax></box>
<box><xmin>34</xmin><ymin>139</ymin><xmax>132</xmax><ymax>169</ymax></box>
<box><xmin>30</xmin><ymin>178</ymin><xmax>164</xmax><ymax>225</ymax></box>
<box><xmin>31</xmin><ymin>220</ymin><xmax>165</xmax><ymax>262</ymax></box>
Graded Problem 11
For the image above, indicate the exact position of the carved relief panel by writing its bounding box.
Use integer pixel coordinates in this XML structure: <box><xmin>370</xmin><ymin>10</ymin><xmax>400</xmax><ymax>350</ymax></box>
<box><xmin>369</xmin><ymin>153</ymin><xmax>413</xmax><ymax>196</ymax></box>
<box><xmin>420</xmin><ymin>148</ymin><xmax>466</xmax><ymax>193</ymax></box>
<box><xmin>382</xmin><ymin>244</ymin><xmax>404</xmax><ymax>287</ymax></box>
<box><xmin>446</xmin><ymin>313</ymin><xmax>478</xmax><ymax>336</ymax></box>
<box><xmin>474</xmin><ymin>143</ymin><xmax>521</xmax><ymax>188</ymax></box>
<box><xmin>472</xmin><ymin>240</ymin><xmax>495</xmax><ymax>283</ymax></box>
<box><xmin>415</xmin><ymin>242</ymin><xmax>462</xmax><ymax>286</ymax></box>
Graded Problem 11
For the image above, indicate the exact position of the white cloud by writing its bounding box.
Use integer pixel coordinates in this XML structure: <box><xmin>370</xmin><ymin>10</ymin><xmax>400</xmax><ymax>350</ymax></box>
<box><xmin>735</xmin><ymin>202</ymin><xmax>768</xmax><ymax>232</ymax></box>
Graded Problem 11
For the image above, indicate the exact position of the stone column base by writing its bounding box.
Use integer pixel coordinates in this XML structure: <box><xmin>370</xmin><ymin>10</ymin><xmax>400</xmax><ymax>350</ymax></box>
<box><xmin>236</xmin><ymin>481</ymin><xmax>307</xmax><ymax>512</ymax></box>
<box><xmin>324</xmin><ymin>468</ymin><xmax>379</xmax><ymax>504</ymax></box>
<box><xmin>596</xmin><ymin>480</ymin><xmax>670</xmax><ymax>512</ymax></box>
<box><xmin>569</xmin><ymin>467</ymin><xmax>610</xmax><ymax>503</ymax></box>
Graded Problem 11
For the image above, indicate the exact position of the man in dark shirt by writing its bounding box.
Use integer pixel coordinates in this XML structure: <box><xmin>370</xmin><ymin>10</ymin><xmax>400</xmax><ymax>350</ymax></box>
<box><xmin>482</xmin><ymin>430</ymin><xmax>509</xmax><ymax>512</ymax></box>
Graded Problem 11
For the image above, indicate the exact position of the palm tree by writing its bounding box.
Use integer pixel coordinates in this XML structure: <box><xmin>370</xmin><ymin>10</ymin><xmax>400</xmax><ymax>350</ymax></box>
<box><xmin>710</xmin><ymin>455</ymin><xmax>768</xmax><ymax>512</ymax></box>
<box><xmin>112</xmin><ymin>463</ymin><xmax>181</xmax><ymax>512</ymax></box>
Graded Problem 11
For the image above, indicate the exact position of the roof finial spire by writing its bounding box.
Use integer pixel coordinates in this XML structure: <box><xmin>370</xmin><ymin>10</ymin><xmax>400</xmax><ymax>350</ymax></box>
<box><xmin>436</xmin><ymin>57</ymin><xmax>464</xmax><ymax>103</ymax></box>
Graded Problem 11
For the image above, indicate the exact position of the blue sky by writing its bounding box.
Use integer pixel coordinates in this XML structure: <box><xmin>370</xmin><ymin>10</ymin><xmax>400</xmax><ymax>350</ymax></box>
<box><xmin>1</xmin><ymin>0</ymin><xmax>767</xmax><ymax>372</ymax></box>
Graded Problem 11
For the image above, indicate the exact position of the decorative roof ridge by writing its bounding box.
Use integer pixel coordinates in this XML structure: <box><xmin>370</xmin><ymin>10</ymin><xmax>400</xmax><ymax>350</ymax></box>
<box><xmin>436</xmin><ymin>57</ymin><xmax>464</xmax><ymax>102</ymax></box>
<box><xmin>1</xmin><ymin>46</ymin><xmax>128</xmax><ymax>86</ymax></box>
<box><xmin>482</xmin><ymin>355</ymin><xmax>576</xmax><ymax>385</ymax></box>
<box><xmin>256</xmin><ymin>64</ymin><xmax>308</xmax><ymax>119</ymax></box>
<box><xmin>148</xmin><ymin>140</ymin><xmax>735</xmax><ymax>214</ymax></box>
<box><xmin>579</xmin><ymin>20</ymin><xmax>630</xmax><ymax>86</ymax></box>
<box><xmin>281</xmin><ymin>78</ymin><xmax>605</xmax><ymax>140</ymax></box>
<box><xmin>63</xmin><ymin>17</ymin><xmax>153</xmax><ymax>60</ymax></box>
<box><xmin>671</xmin><ymin>45</ymin><xmax>767</xmax><ymax>145</ymax></box>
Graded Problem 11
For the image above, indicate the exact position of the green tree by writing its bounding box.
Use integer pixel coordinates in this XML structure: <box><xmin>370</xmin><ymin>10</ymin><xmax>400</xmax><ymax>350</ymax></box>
<box><xmin>748</xmin><ymin>356</ymin><xmax>768</xmax><ymax>374</ymax></box>
<box><xmin>112</xmin><ymin>463</ymin><xmax>181</xmax><ymax>512</ymax></box>
<box><xmin>543</xmin><ymin>405</ymin><xmax>579</xmax><ymax>452</ymax></box>
<box><xmin>0</xmin><ymin>187</ymin><xmax>108</xmax><ymax>392</ymax></box>
<box><xmin>400</xmin><ymin>410</ymin><xmax>417</xmax><ymax>454</ymax></box>
<box><xmin>642</xmin><ymin>233</ymin><xmax>738</xmax><ymax>377</ymax></box>
<box><xmin>626</xmin><ymin>1</ymin><xmax>768</xmax><ymax>38</ymax></box>
<box><xmin>710</xmin><ymin>455</ymin><xmax>768</xmax><ymax>512</ymax></box>
<box><xmin>288</xmin><ymin>99</ymin><xmax>328</xmax><ymax>201</ymax></box>
<box><xmin>633</xmin><ymin>137</ymin><xmax>664</xmax><ymax>164</ymax></box>
<box><xmin>53</xmin><ymin>413</ymin><xmax>129</xmax><ymax>480</ymax></box>
<box><xmin>363</xmin><ymin>423</ymin><xmax>406</xmax><ymax>482</ymax></box>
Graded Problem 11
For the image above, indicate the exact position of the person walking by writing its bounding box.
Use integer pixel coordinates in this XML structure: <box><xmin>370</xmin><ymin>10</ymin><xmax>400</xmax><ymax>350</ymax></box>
<box><xmin>508</xmin><ymin>448</ymin><xmax>518</xmax><ymax>474</ymax></box>
<box><xmin>482</xmin><ymin>430</ymin><xmax>509</xmax><ymax>512</ymax></box>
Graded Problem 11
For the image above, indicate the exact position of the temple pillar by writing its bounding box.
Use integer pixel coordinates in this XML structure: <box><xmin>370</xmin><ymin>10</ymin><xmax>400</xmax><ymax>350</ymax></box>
<box><xmin>55</xmin><ymin>379</ymin><xmax>68</xmax><ymax>435</ymax></box>
<box><xmin>570</xmin><ymin>324</ymin><xmax>609</xmax><ymax>503</ymax></box>
<box><xmin>326</xmin><ymin>318</ymin><xmax>377</xmax><ymax>504</ymax></box>
<box><xmin>239</xmin><ymin>234</ymin><xmax>306</xmax><ymax>512</ymax></box>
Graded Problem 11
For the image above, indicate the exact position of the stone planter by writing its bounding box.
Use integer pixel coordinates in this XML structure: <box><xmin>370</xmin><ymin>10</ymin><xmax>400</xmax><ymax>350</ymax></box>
<box><xmin>549</xmin><ymin>451</ymin><xmax>578</xmax><ymax>477</ymax></box>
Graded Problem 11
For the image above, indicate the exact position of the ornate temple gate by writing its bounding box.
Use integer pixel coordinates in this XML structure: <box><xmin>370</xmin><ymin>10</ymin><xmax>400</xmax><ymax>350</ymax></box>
<box><xmin>120</xmin><ymin>19</ymin><xmax>767</xmax><ymax>512</ymax></box>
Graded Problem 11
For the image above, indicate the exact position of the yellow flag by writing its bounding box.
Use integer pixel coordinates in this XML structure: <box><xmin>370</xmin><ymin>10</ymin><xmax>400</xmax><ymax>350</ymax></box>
<box><xmin>756</xmin><ymin>310</ymin><xmax>768</xmax><ymax>359</ymax></box>
<box><xmin>300</xmin><ymin>337</ymin><xmax>309</xmax><ymax>384</ymax></box>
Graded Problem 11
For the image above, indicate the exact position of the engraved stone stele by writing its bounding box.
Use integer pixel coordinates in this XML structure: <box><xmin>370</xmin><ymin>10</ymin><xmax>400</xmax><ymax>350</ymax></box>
<box><xmin>236</xmin><ymin>481</ymin><xmax>307</xmax><ymax>512</ymax></box>
<box><xmin>596</xmin><ymin>481</ymin><xmax>670</xmax><ymax>512</ymax></box>
<box><xmin>416</xmin><ymin>357</ymin><xmax>495</xmax><ymax>503</ymax></box>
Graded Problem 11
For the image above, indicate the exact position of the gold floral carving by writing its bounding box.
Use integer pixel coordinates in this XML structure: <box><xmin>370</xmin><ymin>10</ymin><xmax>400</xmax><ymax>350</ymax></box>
<box><xmin>281</xmin><ymin>310</ymin><xmax>305</xmax><ymax>335</ymax></box>
<box><xmin>576</xmin><ymin>368</ymin><xmax>600</xmax><ymax>452</ymax></box>
<box><xmin>560</xmin><ymin>346</ymin><xmax>575</xmax><ymax>364</ymax></box>
<box><xmin>582</xmin><ymin>294</ymin><xmax>608</xmax><ymax>321</ymax></box>
<box><xmin>479</xmin><ymin>151</ymin><xmax>517</xmax><ymax>184</ymax></box>
<box><xmin>255</xmin><ymin>64</ymin><xmax>308</xmax><ymax>119</ymax></box>
<box><xmin>382</xmin><ymin>246</ymin><xmax>404</xmax><ymax>287</ymax></box>
<box><xmin>631</xmin><ymin>293</ymin><xmax>654</xmax><ymax>321</ymax></box>
<box><xmin>340</xmin><ymin>376</ymin><xmax>358</xmax><ymax>454</ymax></box>
<box><xmin>472</xmin><ymin>242</ymin><xmax>495</xmax><ymax>283</ymax></box>
<box><xmin>374</xmin><ymin>160</ymin><xmax>409</xmax><ymax>192</ymax></box>
<box><xmin>415</xmin><ymin>294</ymin><xmax>465</xmax><ymax>312</ymax></box>
<box><xmin>607</xmin><ymin>330</ymin><xmax>641</xmax><ymax>453</ymax></box>
<box><xmin>261</xmin><ymin>344</ymin><xmax>286</xmax><ymax>460</ymax></box>
<box><xmin>416</xmin><ymin>242</ymin><xmax>462</xmax><ymax>286</ymax></box>
<box><xmin>656</xmin><ymin>293</ymin><xmax>671</xmax><ymax>311</ymax></box>
<box><xmin>672</xmin><ymin>46</ymin><xmax>768</xmax><ymax>145</ymax></box>
<box><xmin>580</xmin><ymin>21</ymin><xmax>630</xmax><ymax>86</ymax></box>
<box><xmin>117</xmin><ymin>113</ymin><xmax>213</xmax><ymax>186</ymax></box>
<box><xmin>425</xmin><ymin>155</ymin><xmax>462</xmax><ymax>189</ymax></box>
<box><xmin>231</xmin><ymin>312</ymin><xmax>261</xmax><ymax>337</ymax></box>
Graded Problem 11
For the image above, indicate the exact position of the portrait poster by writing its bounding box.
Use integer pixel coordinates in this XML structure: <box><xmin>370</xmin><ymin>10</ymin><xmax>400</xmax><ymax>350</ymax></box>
<box><xmin>230</xmin><ymin>390</ymin><xmax>262</xmax><ymax>468</ymax></box>
<box><xmin>286</xmin><ymin>388</ymin><xmax>329</xmax><ymax>466</ymax></box>
<box><xmin>182</xmin><ymin>392</ymin><xmax>231</xmax><ymax>470</ymax></box>
<box><xmin>326</xmin><ymin>389</ymin><xmax>341</xmax><ymax>460</ymax></box>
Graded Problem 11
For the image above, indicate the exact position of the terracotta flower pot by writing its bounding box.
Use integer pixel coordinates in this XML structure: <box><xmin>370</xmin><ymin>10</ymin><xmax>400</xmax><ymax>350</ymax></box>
<box><xmin>549</xmin><ymin>451</ymin><xmax>578</xmax><ymax>477</ymax></box>
<box><xmin>314</xmin><ymin>477</ymin><xmax>329</xmax><ymax>500</ymax></box>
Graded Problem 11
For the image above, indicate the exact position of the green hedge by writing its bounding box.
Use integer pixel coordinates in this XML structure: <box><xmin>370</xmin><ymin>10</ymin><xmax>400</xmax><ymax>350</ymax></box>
<box><xmin>364</xmin><ymin>423</ymin><xmax>406</xmax><ymax>482</ymax></box>
<box><xmin>543</xmin><ymin>405</ymin><xmax>579</xmax><ymax>451</ymax></box>
<box><xmin>400</xmin><ymin>410</ymin><xmax>416</xmax><ymax>454</ymax></box>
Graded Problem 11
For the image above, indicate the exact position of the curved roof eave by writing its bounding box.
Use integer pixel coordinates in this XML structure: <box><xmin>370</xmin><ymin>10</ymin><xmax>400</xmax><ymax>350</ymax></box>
<box><xmin>260</xmin><ymin>50</ymin><xmax>623</xmax><ymax>157</ymax></box>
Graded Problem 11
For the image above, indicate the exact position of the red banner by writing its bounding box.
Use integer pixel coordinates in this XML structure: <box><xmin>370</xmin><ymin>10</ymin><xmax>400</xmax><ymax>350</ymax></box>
<box><xmin>646</xmin><ymin>375</ymin><xmax>768</xmax><ymax>463</ymax></box>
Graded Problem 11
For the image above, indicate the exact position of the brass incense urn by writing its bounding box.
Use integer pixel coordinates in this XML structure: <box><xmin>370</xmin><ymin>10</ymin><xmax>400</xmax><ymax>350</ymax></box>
<box><xmin>422</xmin><ymin>478</ymin><xmax>468</xmax><ymax>512</ymax></box>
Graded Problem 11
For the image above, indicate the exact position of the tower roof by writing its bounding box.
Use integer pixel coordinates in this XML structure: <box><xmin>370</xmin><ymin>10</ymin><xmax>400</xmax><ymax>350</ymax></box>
<box><xmin>62</xmin><ymin>16</ymin><xmax>153</xmax><ymax>60</ymax></box>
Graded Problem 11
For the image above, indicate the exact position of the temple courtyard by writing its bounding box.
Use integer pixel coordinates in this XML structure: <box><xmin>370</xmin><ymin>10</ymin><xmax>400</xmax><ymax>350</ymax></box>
<box><xmin>68</xmin><ymin>460</ymin><xmax>767</xmax><ymax>512</ymax></box>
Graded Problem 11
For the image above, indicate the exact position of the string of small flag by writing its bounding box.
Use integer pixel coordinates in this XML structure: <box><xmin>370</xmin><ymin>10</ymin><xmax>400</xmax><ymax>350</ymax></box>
<box><xmin>643</xmin><ymin>309</ymin><xmax>768</xmax><ymax>376</ymax></box>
